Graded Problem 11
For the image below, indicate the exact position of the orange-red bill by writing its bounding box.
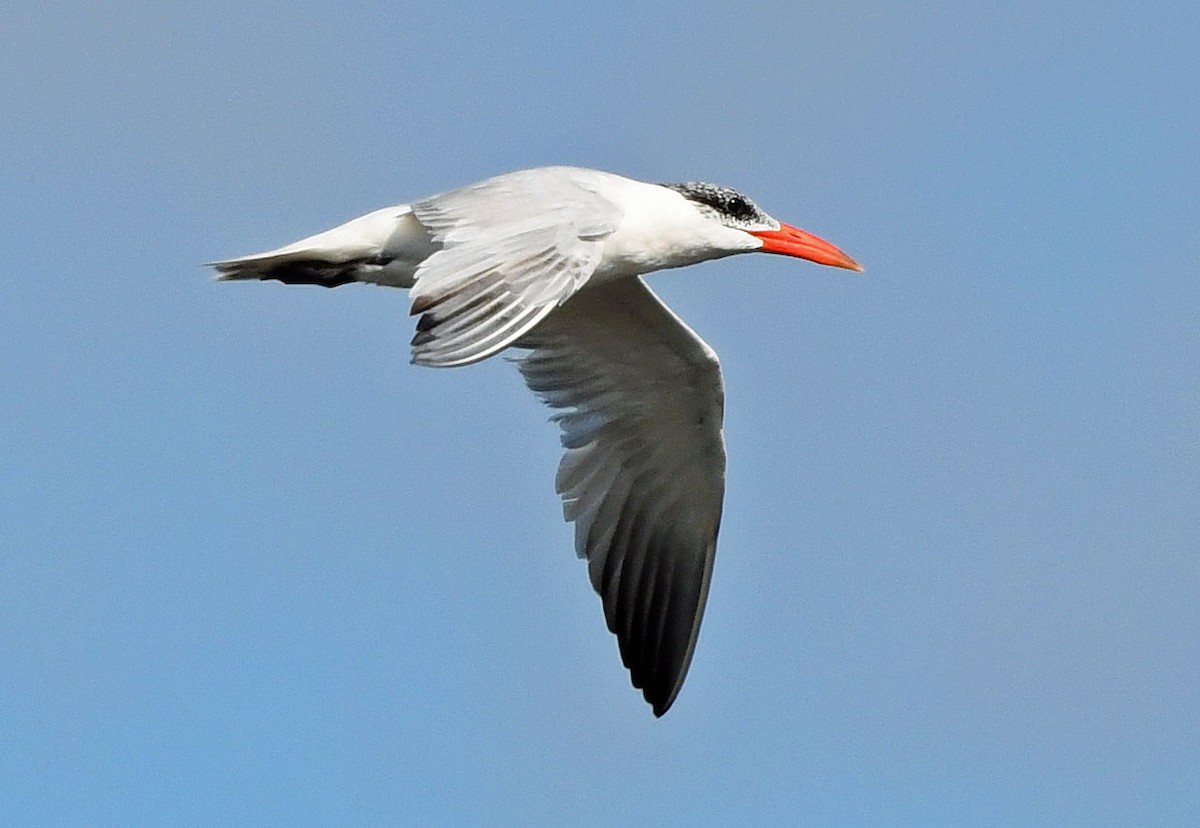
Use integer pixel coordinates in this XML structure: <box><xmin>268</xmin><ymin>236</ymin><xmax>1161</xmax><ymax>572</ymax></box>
<box><xmin>751</xmin><ymin>223</ymin><xmax>863</xmax><ymax>272</ymax></box>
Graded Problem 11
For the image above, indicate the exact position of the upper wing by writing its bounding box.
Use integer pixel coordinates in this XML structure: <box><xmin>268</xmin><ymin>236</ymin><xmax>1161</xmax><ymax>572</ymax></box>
<box><xmin>517</xmin><ymin>277</ymin><xmax>726</xmax><ymax>716</ymax></box>
<box><xmin>408</xmin><ymin>168</ymin><xmax>624</xmax><ymax>367</ymax></box>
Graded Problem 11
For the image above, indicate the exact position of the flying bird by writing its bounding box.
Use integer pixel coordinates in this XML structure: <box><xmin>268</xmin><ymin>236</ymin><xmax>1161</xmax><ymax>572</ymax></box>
<box><xmin>212</xmin><ymin>166</ymin><xmax>861</xmax><ymax>716</ymax></box>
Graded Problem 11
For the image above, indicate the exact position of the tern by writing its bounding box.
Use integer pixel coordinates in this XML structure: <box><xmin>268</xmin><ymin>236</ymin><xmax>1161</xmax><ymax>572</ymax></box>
<box><xmin>212</xmin><ymin>165</ymin><xmax>861</xmax><ymax>716</ymax></box>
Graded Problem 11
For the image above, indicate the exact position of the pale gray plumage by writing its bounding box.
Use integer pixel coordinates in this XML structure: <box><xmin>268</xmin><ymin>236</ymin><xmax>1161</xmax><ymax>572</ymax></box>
<box><xmin>407</xmin><ymin>169</ymin><xmax>624</xmax><ymax>367</ymax></box>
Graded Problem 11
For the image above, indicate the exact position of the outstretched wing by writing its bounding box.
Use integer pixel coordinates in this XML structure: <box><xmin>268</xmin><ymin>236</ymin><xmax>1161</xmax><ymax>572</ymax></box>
<box><xmin>408</xmin><ymin>168</ymin><xmax>624</xmax><ymax>367</ymax></box>
<box><xmin>518</xmin><ymin>276</ymin><xmax>726</xmax><ymax>716</ymax></box>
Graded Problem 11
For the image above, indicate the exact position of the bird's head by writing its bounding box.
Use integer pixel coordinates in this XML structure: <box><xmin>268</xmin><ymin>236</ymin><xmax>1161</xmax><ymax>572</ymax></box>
<box><xmin>662</xmin><ymin>181</ymin><xmax>863</xmax><ymax>272</ymax></box>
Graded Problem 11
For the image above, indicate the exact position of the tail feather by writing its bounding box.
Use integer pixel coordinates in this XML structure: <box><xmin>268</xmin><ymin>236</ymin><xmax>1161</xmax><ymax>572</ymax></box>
<box><xmin>209</xmin><ymin>204</ymin><xmax>429</xmax><ymax>289</ymax></box>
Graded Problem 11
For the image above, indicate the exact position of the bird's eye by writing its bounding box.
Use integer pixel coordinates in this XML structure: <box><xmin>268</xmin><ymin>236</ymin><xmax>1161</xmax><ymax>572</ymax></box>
<box><xmin>727</xmin><ymin>196</ymin><xmax>748</xmax><ymax>214</ymax></box>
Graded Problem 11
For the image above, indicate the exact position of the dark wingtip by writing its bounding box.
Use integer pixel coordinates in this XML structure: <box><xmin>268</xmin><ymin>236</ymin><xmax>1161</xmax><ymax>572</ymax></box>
<box><xmin>647</xmin><ymin>677</ymin><xmax>682</xmax><ymax>717</ymax></box>
<box><xmin>411</xmin><ymin>322</ymin><xmax>437</xmax><ymax>348</ymax></box>
<box><xmin>410</xmin><ymin>293</ymin><xmax>438</xmax><ymax>316</ymax></box>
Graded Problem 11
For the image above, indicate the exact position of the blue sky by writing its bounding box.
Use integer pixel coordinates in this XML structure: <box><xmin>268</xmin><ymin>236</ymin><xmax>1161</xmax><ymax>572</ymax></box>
<box><xmin>3</xmin><ymin>2</ymin><xmax>1197</xmax><ymax>824</ymax></box>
